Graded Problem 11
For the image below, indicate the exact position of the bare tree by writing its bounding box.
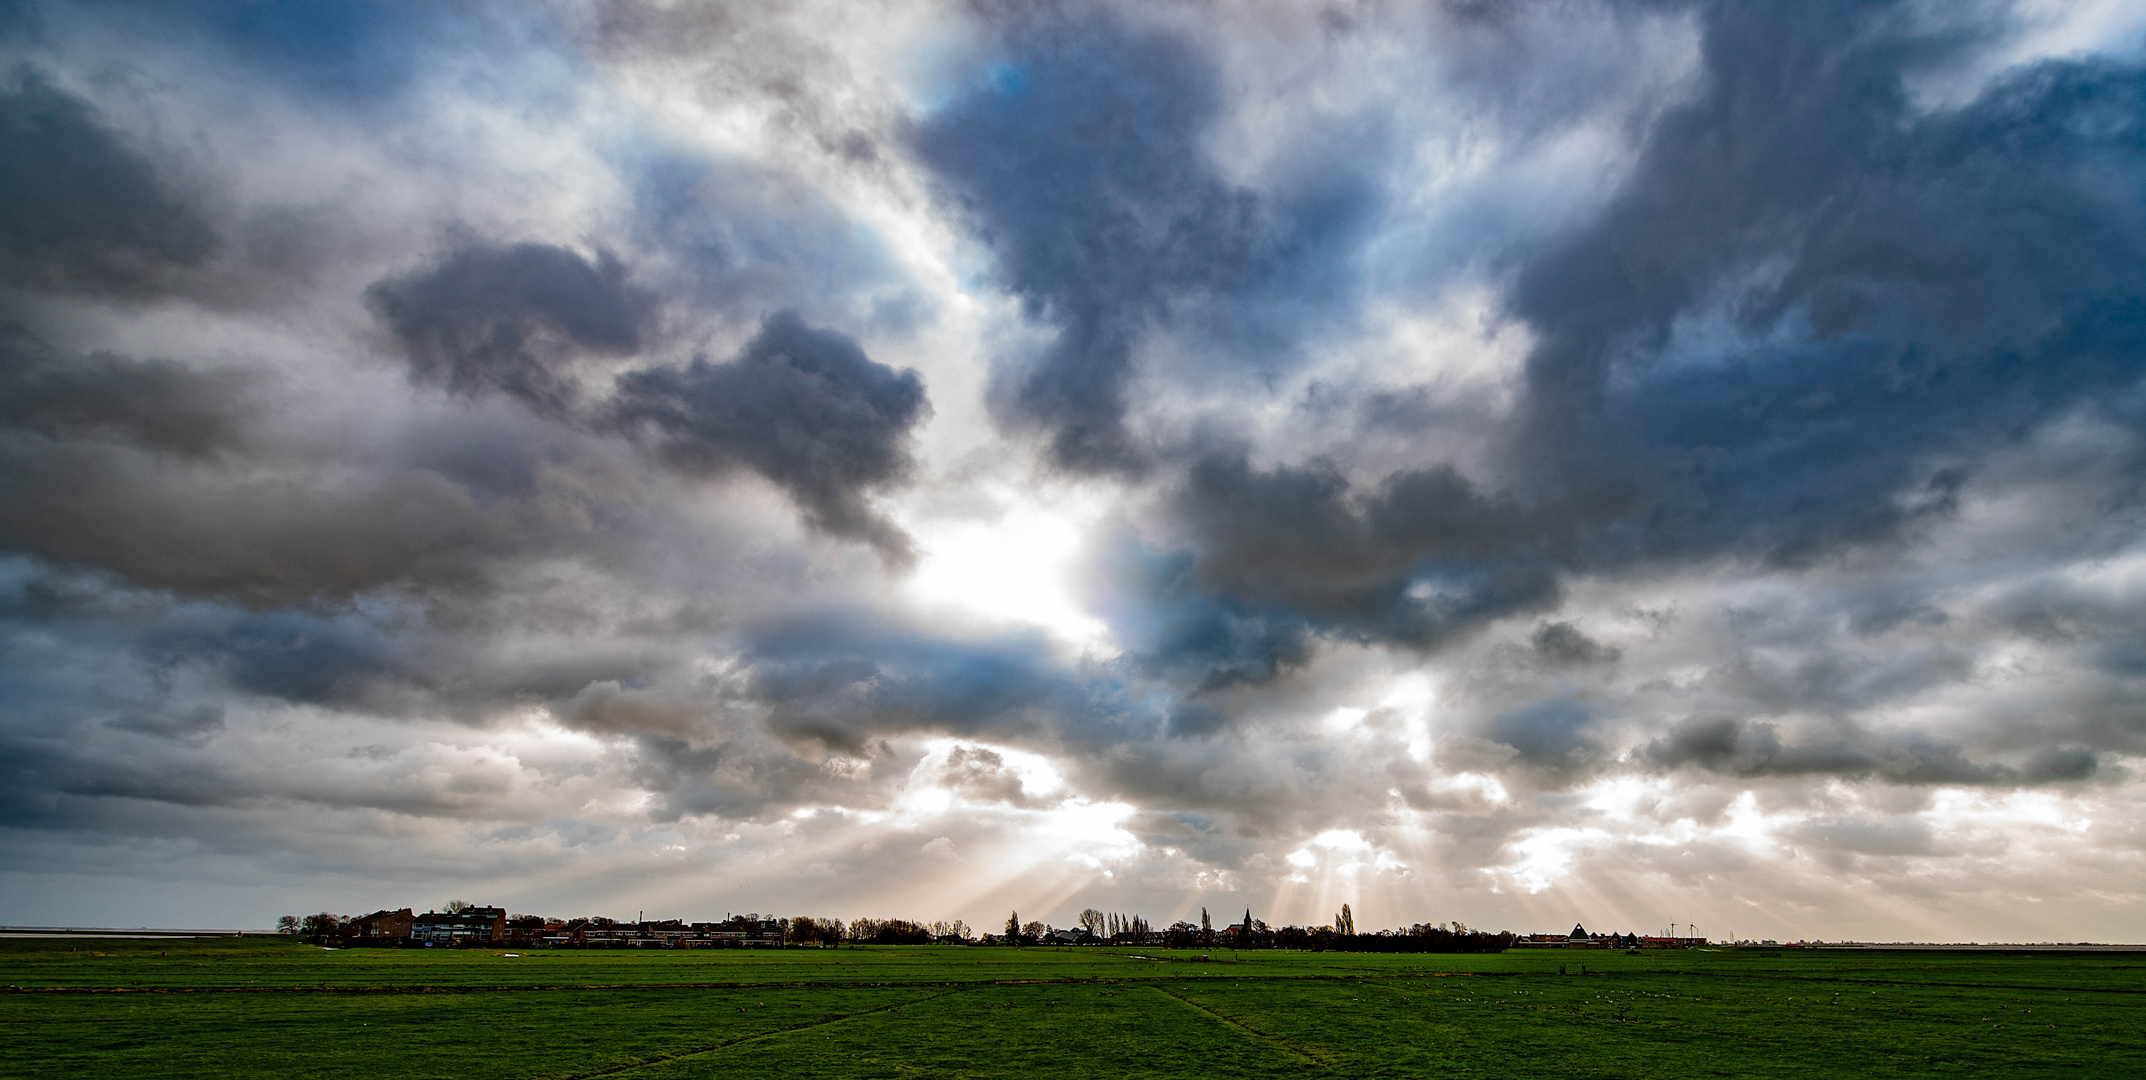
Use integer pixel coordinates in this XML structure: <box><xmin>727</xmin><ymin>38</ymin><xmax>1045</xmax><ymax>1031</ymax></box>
<box><xmin>445</xmin><ymin>899</ymin><xmax>472</xmax><ymax>913</ymax></box>
<box><xmin>1078</xmin><ymin>908</ymin><xmax>1106</xmax><ymax>937</ymax></box>
<box><xmin>275</xmin><ymin>915</ymin><xmax>299</xmax><ymax>934</ymax></box>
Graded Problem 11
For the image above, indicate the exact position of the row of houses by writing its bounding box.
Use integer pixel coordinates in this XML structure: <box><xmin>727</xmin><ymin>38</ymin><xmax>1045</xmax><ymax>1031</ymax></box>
<box><xmin>1511</xmin><ymin>924</ymin><xmax>1710</xmax><ymax>949</ymax></box>
<box><xmin>332</xmin><ymin>907</ymin><xmax>786</xmax><ymax>948</ymax></box>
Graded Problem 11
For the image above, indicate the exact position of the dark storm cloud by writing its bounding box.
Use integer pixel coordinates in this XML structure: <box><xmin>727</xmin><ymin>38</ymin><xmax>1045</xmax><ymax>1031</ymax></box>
<box><xmin>106</xmin><ymin>702</ymin><xmax>225</xmax><ymax>742</ymax></box>
<box><xmin>0</xmin><ymin>436</ymin><xmax>513</xmax><ymax>607</ymax></box>
<box><xmin>1086</xmin><ymin>536</ymin><xmax>1312</xmax><ymax>698</ymax></box>
<box><xmin>607</xmin><ymin>312</ymin><xmax>929</xmax><ymax>558</ymax></box>
<box><xmin>370</xmin><ymin>238</ymin><xmax>927</xmax><ymax>555</ymax></box>
<box><xmin>0</xmin><ymin>69</ymin><xmax>218</xmax><ymax>297</ymax></box>
<box><xmin>0</xmin><ymin>323</ymin><xmax>655</xmax><ymax>611</ymax></box>
<box><xmin>369</xmin><ymin>241</ymin><xmax>653</xmax><ymax>416</ymax></box>
<box><xmin>740</xmin><ymin>612</ymin><xmax>1104</xmax><ymax>755</ymax></box>
<box><xmin>1156</xmin><ymin>451</ymin><xmax>1557</xmax><ymax>649</ymax></box>
<box><xmin>626</xmin><ymin>733</ymin><xmax>845</xmax><ymax>822</ymax></box>
<box><xmin>1502</xmin><ymin>3</ymin><xmax>2146</xmax><ymax>565</ymax></box>
<box><xmin>0</xmin><ymin>325</ymin><xmax>248</xmax><ymax>456</ymax></box>
<box><xmin>914</xmin><ymin>14</ymin><xmax>1269</xmax><ymax>472</ymax></box>
<box><xmin>1529</xmin><ymin>622</ymin><xmax>1620</xmax><ymax>668</ymax></box>
<box><xmin>1124</xmin><ymin>1</ymin><xmax>2146</xmax><ymax>695</ymax></box>
<box><xmin>0</xmin><ymin>334</ymin><xmax>440</xmax><ymax>607</ymax></box>
<box><xmin>1638</xmin><ymin>715</ymin><xmax>2100</xmax><ymax>786</ymax></box>
<box><xmin>144</xmin><ymin>608</ymin><xmax>405</xmax><ymax>708</ymax></box>
<box><xmin>0</xmin><ymin>561</ymin><xmax>404</xmax><ymax>735</ymax></box>
<box><xmin>1483</xmin><ymin>698</ymin><xmax>1601</xmax><ymax>769</ymax></box>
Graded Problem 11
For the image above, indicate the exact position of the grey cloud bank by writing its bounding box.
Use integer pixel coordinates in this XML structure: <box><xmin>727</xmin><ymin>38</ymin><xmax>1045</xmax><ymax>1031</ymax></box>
<box><xmin>0</xmin><ymin>0</ymin><xmax>2142</xmax><ymax>941</ymax></box>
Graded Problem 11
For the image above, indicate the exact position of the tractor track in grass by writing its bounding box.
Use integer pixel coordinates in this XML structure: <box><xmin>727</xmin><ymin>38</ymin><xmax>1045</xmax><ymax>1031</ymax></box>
<box><xmin>544</xmin><ymin>987</ymin><xmax>970</xmax><ymax>1079</ymax></box>
<box><xmin>1146</xmin><ymin>984</ymin><xmax>1334</xmax><ymax>1068</ymax></box>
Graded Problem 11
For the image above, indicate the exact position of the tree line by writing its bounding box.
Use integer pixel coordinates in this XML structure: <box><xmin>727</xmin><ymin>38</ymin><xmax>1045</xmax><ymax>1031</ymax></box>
<box><xmin>282</xmin><ymin>899</ymin><xmax>1509</xmax><ymax>953</ymax></box>
<box><xmin>993</xmin><ymin>903</ymin><xmax>1510</xmax><ymax>953</ymax></box>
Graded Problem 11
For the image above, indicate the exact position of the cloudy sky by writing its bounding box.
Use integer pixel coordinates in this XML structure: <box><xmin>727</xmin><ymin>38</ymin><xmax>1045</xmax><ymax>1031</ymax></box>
<box><xmin>4</xmin><ymin>0</ymin><xmax>2145</xmax><ymax>941</ymax></box>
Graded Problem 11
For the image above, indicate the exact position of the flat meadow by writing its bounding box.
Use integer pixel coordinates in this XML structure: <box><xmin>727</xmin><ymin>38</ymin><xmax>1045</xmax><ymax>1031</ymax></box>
<box><xmin>3</xmin><ymin>937</ymin><xmax>2141</xmax><ymax>1078</ymax></box>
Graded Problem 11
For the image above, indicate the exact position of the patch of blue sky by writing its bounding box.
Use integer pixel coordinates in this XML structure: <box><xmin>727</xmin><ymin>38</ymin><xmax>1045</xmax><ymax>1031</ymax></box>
<box><xmin>145</xmin><ymin>0</ymin><xmax>578</xmax><ymax>110</ymax></box>
<box><xmin>983</xmin><ymin>60</ymin><xmax>1031</xmax><ymax>98</ymax></box>
<box><xmin>605</xmin><ymin>131</ymin><xmax>913</xmax><ymax>325</ymax></box>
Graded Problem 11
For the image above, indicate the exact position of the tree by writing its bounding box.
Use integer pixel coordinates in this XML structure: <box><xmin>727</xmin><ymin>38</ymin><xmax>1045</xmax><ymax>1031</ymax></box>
<box><xmin>1335</xmin><ymin>904</ymin><xmax>1355</xmax><ymax>936</ymax></box>
<box><xmin>1005</xmin><ymin>910</ymin><xmax>1021</xmax><ymax>945</ymax></box>
<box><xmin>1078</xmin><ymin>908</ymin><xmax>1106</xmax><ymax>937</ymax></box>
<box><xmin>1021</xmin><ymin>921</ymin><xmax>1047</xmax><ymax>943</ymax></box>
<box><xmin>849</xmin><ymin>918</ymin><xmax>933</xmax><ymax>945</ymax></box>
<box><xmin>445</xmin><ymin>899</ymin><xmax>472</xmax><ymax>913</ymax></box>
<box><xmin>1200</xmin><ymin>907</ymin><xmax>1213</xmax><ymax>946</ymax></box>
<box><xmin>276</xmin><ymin>915</ymin><xmax>299</xmax><ymax>935</ymax></box>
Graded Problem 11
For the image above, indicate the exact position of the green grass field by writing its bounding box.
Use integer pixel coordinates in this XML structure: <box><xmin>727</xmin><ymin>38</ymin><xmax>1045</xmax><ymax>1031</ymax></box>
<box><xmin>3</xmin><ymin>938</ymin><xmax>2141</xmax><ymax>1077</ymax></box>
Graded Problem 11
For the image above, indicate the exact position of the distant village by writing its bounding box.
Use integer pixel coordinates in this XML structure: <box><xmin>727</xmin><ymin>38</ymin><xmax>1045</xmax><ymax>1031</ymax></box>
<box><xmin>283</xmin><ymin>903</ymin><xmax>1750</xmax><ymax>952</ymax></box>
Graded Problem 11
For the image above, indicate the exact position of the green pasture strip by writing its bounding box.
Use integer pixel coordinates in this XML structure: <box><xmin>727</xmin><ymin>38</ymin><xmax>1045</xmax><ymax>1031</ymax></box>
<box><xmin>0</xmin><ymin>985</ymin><xmax>949</xmax><ymax>1080</ymax></box>
<box><xmin>1171</xmin><ymin>973</ymin><xmax>2144</xmax><ymax>1078</ymax></box>
<box><xmin>555</xmin><ymin>988</ymin><xmax>970</xmax><ymax>1080</ymax></box>
<box><xmin>1145</xmin><ymin>983</ymin><xmax>1334</xmax><ymax>1068</ymax></box>
<box><xmin>0</xmin><ymin>938</ymin><xmax>1539</xmax><ymax>991</ymax></box>
<box><xmin>3</xmin><ymin>943</ymin><xmax>2141</xmax><ymax>1079</ymax></box>
<box><xmin>7</xmin><ymin>938</ymin><xmax>2141</xmax><ymax>994</ymax></box>
<box><xmin>630</xmin><ymin>983</ymin><xmax>1320</xmax><ymax>1080</ymax></box>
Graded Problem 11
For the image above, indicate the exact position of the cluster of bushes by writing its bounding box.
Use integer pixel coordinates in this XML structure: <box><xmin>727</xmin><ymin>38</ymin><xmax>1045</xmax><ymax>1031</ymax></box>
<box><xmin>784</xmin><ymin>917</ymin><xmax>973</xmax><ymax>945</ymax></box>
<box><xmin>845</xmin><ymin>918</ymin><xmax>933</xmax><ymax>945</ymax></box>
<box><xmin>784</xmin><ymin>917</ymin><xmax>846</xmax><ymax>945</ymax></box>
<box><xmin>1146</xmin><ymin>921</ymin><xmax>1509</xmax><ymax>952</ymax></box>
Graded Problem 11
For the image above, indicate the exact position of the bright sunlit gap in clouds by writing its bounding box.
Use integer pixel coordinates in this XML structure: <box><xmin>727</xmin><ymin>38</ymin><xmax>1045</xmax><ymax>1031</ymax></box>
<box><xmin>899</xmin><ymin>485</ymin><xmax>1113</xmax><ymax>652</ymax></box>
<box><xmin>878</xmin><ymin>739</ymin><xmax>1143</xmax><ymax>921</ymax></box>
